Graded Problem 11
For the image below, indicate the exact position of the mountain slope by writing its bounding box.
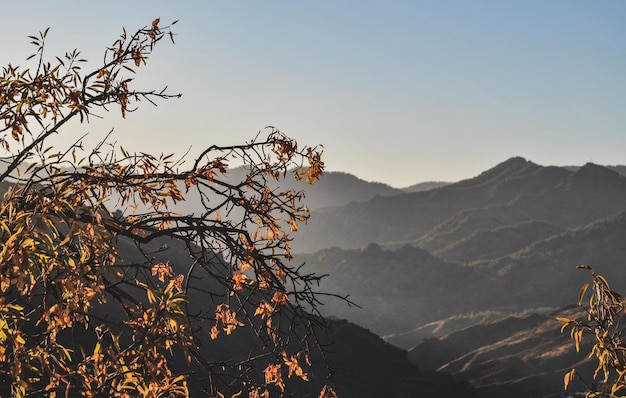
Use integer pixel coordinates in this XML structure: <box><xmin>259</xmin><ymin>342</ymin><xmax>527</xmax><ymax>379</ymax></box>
<box><xmin>434</xmin><ymin>220</ymin><xmax>563</xmax><ymax>262</ymax></box>
<box><xmin>297</xmin><ymin>243</ymin><xmax>495</xmax><ymax>336</ymax></box>
<box><xmin>408</xmin><ymin>306</ymin><xmax>594</xmax><ymax>398</ymax></box>
<box><xmin>298</xmin><ymin>211</ymin><xmax>626</xmax><ymax>347</ymax></box>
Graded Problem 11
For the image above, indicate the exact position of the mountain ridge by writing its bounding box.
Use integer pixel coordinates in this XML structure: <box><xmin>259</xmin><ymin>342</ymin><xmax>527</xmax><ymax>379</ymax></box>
<box><xmin>293</xmin><ymin>157</ymin><xmax>626</xmax><ymax>253</ymax></box>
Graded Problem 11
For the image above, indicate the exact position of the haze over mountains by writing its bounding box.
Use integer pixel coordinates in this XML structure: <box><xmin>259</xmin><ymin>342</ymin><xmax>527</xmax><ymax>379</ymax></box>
<box><xmin>283</xmin><ymin>157</ymin><xmax>626</xmax><ymax>397</ymax></box>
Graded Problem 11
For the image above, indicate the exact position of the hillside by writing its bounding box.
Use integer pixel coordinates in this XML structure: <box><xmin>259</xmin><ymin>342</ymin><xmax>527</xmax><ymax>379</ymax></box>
<box><xmin>408</xmin><ymin>306</ymin><xmax>594</xmax><ymax>398</ymax></box>
<box><xmin>299</xmin><ymin>211</ymin><xmax>626</xmax><ymax>346</ymax></box>
<box><xmin>434</xmin><ymin>220</ymin><xmax>563</xmax><ymax>262</ymax></box>
<box><xmin>297</xmin><ymin>244</ymin><xmax>493</xmax><ymax>335</ymax></box>
<box><xmin>0</xmin><ymin>231</ymin><xmax>476</xmax><ymax>398</ymax></box>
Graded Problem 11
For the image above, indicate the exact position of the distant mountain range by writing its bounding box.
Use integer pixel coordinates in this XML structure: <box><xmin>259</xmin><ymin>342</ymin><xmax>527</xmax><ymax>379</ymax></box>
<box><xmin>293</xmin><ymin>157</ymin><xmax>626</xmax><ymax>253</ymax></box>
<box><xmin>282</xmin><ymin>157</ymin><xmax>626</xmax><ymax>397</ymax></box>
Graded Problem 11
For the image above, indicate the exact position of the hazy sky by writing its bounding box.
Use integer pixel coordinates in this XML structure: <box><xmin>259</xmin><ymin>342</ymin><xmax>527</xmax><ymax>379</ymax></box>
<box><xmin>3</xmin><ymin>1</ymin><xmax>625</xmax><ymax>187</ymax></box>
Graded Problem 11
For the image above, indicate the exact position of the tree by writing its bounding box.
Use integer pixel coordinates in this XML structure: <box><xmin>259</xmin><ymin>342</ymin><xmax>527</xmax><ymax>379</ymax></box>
<box><xmin>0</xmin><ymin>19</ymin><xmax>340</xmax><ymax>398</ymax></box>
<box><xmin>560</xmin><ymin>265</ymin><xmax>626</xmax><ymax>397</ymax></box>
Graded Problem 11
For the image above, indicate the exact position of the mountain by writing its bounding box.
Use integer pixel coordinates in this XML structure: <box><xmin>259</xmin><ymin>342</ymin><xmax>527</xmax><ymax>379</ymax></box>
<box><xmin>408</xmin><ymin>306</ymin><xmax>594</xmax><ymax>398</ymax></box>
<box><xmin>293</xmin><ymin>158</ymin><xmax>626</xmax><ymax>253</ymax></box>
<box><xmin>284</xmin><ymin>158</ymin><xmax>626</xmax><ymax>397</ymax></box>
<box><xmin>565</xmin><ymin>164</ymin><xmax>626</xmax><ymax>177</ymax></box>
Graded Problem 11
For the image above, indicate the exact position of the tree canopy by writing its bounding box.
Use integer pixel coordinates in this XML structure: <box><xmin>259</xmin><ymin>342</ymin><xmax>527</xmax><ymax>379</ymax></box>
<box><xmin>0</xmin><ymin>19</ymin><xmax>339</xmax><ymax>398</ymax></box>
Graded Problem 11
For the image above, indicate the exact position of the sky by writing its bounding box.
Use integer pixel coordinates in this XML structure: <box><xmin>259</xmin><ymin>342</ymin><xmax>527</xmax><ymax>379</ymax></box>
<box><xmin>2</xmin><ymin>1</ymin><xmax>625</xmax><ymax>187</ymax></box>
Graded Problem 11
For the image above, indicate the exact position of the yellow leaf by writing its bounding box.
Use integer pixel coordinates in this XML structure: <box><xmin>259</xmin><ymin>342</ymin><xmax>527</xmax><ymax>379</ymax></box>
<box><xmin>612</xmin><ymin>382</ymin><xmax>626</xmax><ymax>395</ymax></box>
<box><xmin>147</xmin><ymin>288</ymin><xmax>157</xmax><ymax>304</ymax></box>
<box><xmin>574</xmin><ymin>329</ymin><xmax>583</xmax><ymax>352</ymax></box>
<box><xmin>578</xmin><ymin>283</ymin><xmax>589</xmax><ymax>305</ymax></box>
<box><xmin>597</xmin><ymin>274</ymin><xmax>611</xmax><ymax>289</ymax></box>
<box><xmin>14</xmin><ymin>334</ymin><xmax>26</xmax><ymax>345</ymax></box>
<box><xmin>564</xmin><ymin>368</ymin><xmax>576</xmax><ymax>390</ymax></box>
<box><xmin>6</xmin><ymin>303</ymin><xmax>24</xmax><ymax>312</ymax></box>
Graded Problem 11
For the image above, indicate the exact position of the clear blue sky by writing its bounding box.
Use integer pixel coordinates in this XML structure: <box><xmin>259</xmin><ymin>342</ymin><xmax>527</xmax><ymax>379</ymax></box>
<box><xmin>3</xmin><ymin>1</ymin><xmax>625</xmax><ymax>187</ymax></box>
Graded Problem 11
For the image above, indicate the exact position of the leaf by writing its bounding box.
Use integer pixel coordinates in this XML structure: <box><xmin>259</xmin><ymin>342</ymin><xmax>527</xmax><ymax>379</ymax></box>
<box><xmin>564</xmin><ymin>368</ymin><xmax>576</xmax><ymax>390</ymax></box>
<box><xmin>557</xmin><ymin>317</ymin><xmax>572</xmax><ymax>332</ymax></box>
<box><xmin>264</xmin><ymin>363</ymin><xmax>285</xmax><ymax>392</ymax></box>
<box><xmin>11</xmin><ymin>124</ymin><xmax>21</xmax><ymax>141</ymax></box>
<box><xmin>574</xmin><ymin>329</ymin><xmax>583</xmax><ymax>352</ymax></box>
<box><xmin>578</xmin><ymin>283</ymin><xmax>589</xmax><ymax>305</ymax></box>
<box><xmin>14</xmin><ymin>334</ymin><xmax>26</xmax><ymax>346</ymax></box>
<box><xmin>6</xmin><ymin>303</ymin><xmax>25</xmax><ymax>312</ymax></box>
<box><xmin>146</xmin><ymin>287</ymin><xmax>157</xmax><ymax>304</ymax></box>
<box><xmin>612</xmin><ymin>383</ymin><xmax>626</xmax><ymax>395</ymax></box>
<box><xmin>597</xmin><ymin>274</ymin><xmax>611</xmax><ymax>289</ymax></box>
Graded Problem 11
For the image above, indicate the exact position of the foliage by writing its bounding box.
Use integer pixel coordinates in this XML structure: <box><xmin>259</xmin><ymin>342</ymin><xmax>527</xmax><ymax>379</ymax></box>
<box><xmin>560</xmin><ymin>265</ymin><xmax>626</xmax><ymax>397</ymax></box>
<box><xmin>0</xmin><ymin>19</ymin><xmax>339</xmax><ymax>398</ymax></box>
